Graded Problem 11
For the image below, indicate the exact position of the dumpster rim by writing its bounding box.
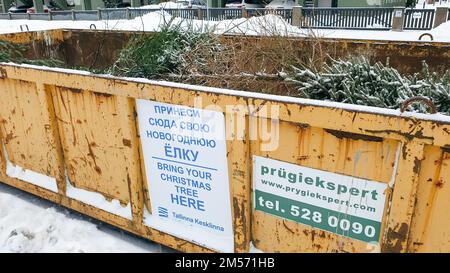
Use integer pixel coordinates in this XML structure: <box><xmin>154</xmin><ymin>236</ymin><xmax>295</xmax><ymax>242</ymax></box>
<box><xmin>2</xmin><ymin>61</ymin><xmax>450</xmax><ymax>125</ymax></box>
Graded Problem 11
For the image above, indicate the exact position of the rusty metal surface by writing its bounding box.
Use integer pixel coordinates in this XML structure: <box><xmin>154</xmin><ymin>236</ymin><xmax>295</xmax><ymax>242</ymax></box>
<box><xmin>61</xmin><ymin>30</ymin><xmax>133</xmax><ymax>70</ymax></box>
<box><xmin>59</xmin><ymin>29</ymin><xmax>450</xmax><ymax>74</ymax></box>
<box><xmin>0</xmin><ymin>30</ymin><xmax>65</xmax><ymax>64</ymax></box>
<box><xmin>51</xmin><ymin>86</ymin><xmax>137</xmax><ymax>204</ymax></box>
<box><xmin>0</xmin><ymin>30</ymin><xmax>450</xmax><ymax>252</ymax></box>
<box><xmin>408</xmin><ymin>146</ymin><xmax>450</xmax><ymax>252</ymax></box>
<box><xmin>3</xmin><ymin>29</ymin><xmax>450</xmax><ymax>75</ymax></box>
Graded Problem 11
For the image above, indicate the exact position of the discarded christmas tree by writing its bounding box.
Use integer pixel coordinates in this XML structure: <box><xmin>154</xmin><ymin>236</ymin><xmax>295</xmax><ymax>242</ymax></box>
<box><xmin>285</xmin><ymin>57</ymin><xmax>450</xmax><ymax>114</ymax></box>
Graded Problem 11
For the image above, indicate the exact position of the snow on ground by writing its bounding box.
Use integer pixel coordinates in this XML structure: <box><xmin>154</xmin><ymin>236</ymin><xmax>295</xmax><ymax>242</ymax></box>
<box><xmin>416</xmin><ymin>0</ymin><xmax>450</xmax><ymax>9</ymax></box>
<box><xmin>0</xmin><ymin>9</ymin><xmax>449</xmax><ymax>42</ymax></box>
<box><xmin>0</xmin><ymin>183</ymin><xmax>171</xmax><ymax>253</ymax></box>
<box><xmin>429</xmin><ymin>19</ymin><xmax>450</xmax><ymax>38</ymax></box>
<box><xmin>139</xmin><ymin>2</ymin><xmax>189</xmax><ymax>9</ymax></box>
<box><xmin>0</xmin><ymin>11</ymin><xmax>304</xmax><ymax>35</ymax></box>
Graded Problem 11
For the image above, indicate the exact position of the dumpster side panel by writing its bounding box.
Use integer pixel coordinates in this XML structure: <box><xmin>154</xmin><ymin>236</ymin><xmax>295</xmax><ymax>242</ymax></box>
<box><xmin>0</xmin><ymin>30</ymin><xmax>65</xmax><ymax>65</ymax></box>
<box><xmin>0</xmin><ymin>30</ymin><xmax>64</xmax><ymax>44</ymax></box>
<box><xmin>251</xmin><ymin>120</ymin><xmax>399</xmax><ymax>253</ymax></box>
<box><xmin>381</xmin><ymin>141</ymin><xmax>425</xmax><ymax>253</ymax></box>
<box><xmin>0</xmin><ymin>78</ymin><xmax>63</xmax><ymax>183</ymax></box>
<box><xmin>408</xmin><ymin>145</ymin><xmax>450</xmax><ymax>252</ymax></box>
<box><xmin>0</xmin><ymin>130</ymin><xmax>6</xmax><ymax>180</ymax></box>
<box><xmin>1</xmin><ymin>64</ymin><xmax>450</xmax><ymax>252</ymax></box>
<box><xmin>51</xmin><ymin>86</ymin><xmax>136</xmax><ymax>204</ymax></box>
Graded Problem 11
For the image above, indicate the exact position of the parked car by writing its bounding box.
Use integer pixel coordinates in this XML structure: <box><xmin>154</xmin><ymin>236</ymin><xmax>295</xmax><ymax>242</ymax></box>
<box><xmin>175</xmin><ymin>0</ymin><xmax>207</xmax><ymax>8</ymax></box>
<box><xmin>225</xmin><ymin>0</ymin><xmax>264</xmax><ymax>8</ymax></box>
<box><xmin>26</xmin><ymin>4</ymin><xmax>61</xmax><ymax>13</ymax></box>
<box><xmin>265</xmin><ymin>0</ymin><xmax>295</xmax><ymax>9</ymax></box>
<box><xmin>8</xmin><ymin>5</ymin><xmax>33</xmax><ymax>13</ymax></box>
<box><xmin>116</xmin><ymin>2</ymin><xmax>131</xmax><ymax>8</ymax></box>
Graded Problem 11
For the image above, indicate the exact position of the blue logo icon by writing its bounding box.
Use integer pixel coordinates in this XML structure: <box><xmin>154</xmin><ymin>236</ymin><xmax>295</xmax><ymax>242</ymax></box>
<box><xmin>158</xmin><ymin>207</ymin><xmax>168</xmax><ymax>218</ymax></box>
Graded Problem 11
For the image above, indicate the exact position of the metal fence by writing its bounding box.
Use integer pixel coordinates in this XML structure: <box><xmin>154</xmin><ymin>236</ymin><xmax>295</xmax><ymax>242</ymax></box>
<box><xmin>74</xmin><ymin>10</ymin><xmax>100</xmax><ymax>20</ymax></box>
<box><xmin>128</xmin><ymin>8</ymin><xmax>158</xmax><ymax>19</ymax></box>
<box><xmin>403</xmin><ymin>8</ymin><xmax>435</xmax><ymax>30</ymax></box>
<box><xmin>206</xmin><ymin>8</ymin><xmax>242</xmax><ymax>21</ymax></box>
<box><xmin>247</xmin><ymin>8</ymin><xmax>293</xmax><ymax>24</ymax></box>
<box><xmin>0</xmin><ymin>7</ymin><xmax>446</xmax><ymax>31</ymax></box>
<box><xmin>52</xmin><ymin>11</ymin><xmax>73</xmax><ymax>20</ymax></box>
<box><xmin>301</xmin><ymin>8</ymin><xmax>394</xmax><ymax>30</ymax></box>
<box><xmin>164</xmin><ymin>8</ymin><xmax>199</xmax><ymax>20</ymax></box>
<box><xmin>99</xmin><ymin>8</ymin><xmax>129</xmax><ymax>20</ymax></box>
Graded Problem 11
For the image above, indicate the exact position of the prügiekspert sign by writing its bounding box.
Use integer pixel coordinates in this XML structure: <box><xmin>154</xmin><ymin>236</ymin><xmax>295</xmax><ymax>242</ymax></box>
<box><xmin>253</xmin><ymin>156</ymin><xmax>388</xmax><ymax>244</ymax></box>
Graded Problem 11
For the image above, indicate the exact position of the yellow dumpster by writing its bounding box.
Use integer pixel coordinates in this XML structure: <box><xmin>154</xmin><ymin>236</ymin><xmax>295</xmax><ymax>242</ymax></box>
<box><xmin>0</xmin><ymin>30</ymin><xmax>449</xmax><ymax>253</ymax></box>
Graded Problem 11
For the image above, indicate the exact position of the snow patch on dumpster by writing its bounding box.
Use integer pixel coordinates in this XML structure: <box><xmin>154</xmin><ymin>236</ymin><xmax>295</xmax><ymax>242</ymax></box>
<box><xmin>249</xmin><ymin>242</ymin><xmax>264</xmax><ymax>253</ymax></box>
<box><xmin>6</xmin><ymin>163</ymin><xmax>58</xmax><ymax>193</ymax></box>
<box><xmin>2</xmin><ymin>145</ymin><xmax>58</xmax><ymax>193</ymax></box>
<box><xmin>66</xmin><ymin>179</ymin><xmax>132</xmax><ymax>220</ymax></box>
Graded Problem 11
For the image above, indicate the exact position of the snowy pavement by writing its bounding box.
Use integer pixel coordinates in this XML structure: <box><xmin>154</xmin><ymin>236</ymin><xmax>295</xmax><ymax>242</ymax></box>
<box><xmin>0</xmin><ymin>182</ymin><xmax>171</xmax><ymax>253</ymax></box>
<box><xmin>416</xmin><ymin>0</ymin><xmax>450</xmax><ymax>9</ymax></box>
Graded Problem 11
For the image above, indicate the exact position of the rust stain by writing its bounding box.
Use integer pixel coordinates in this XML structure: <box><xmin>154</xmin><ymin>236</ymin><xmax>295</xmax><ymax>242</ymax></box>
<box><xmin>382</xmin><ymin>222</ymin><xmax>409</xmax><ymax>253</ymax></box>
<box><xmin>122</xmin><ymin>138</ymin><xmax>132</xmax><ymax>148</ymax></box>
<box><xmin>435</xmin><ymin>179</ymin><xmax>444</xmax><ymax>188</ymax></box>
<box><xmin>303</xmin><ymin>229</ymin><xmax>310</xmax><ymax>236</ymax></box>
<box><xmin>413</xmin><ymin>158</ymin><xmax>422</xmax><ymax>173</ymax></box>
<box><xmin>297</xmin><ymin>123</ymin><xmax>310</xmax><ymax>129</ymax></box>
<box><xmin>310</xmin><ymin>229</ymin><xmax>316</xmax><ymax>242</ymax></box>
<box><xmin>232</xmin><ymin>197</ymin><xmax>248</xmax><ymax>251</ymax></box>
<box><xmin>93</xmin><ymin>91</ymin><xmax>113</xmax><ymax>98</ymax></box>
<box><xmin>126</xmin><ymin>173</ymin><xmax>133</xmax><ymax>216</ymax></box>
<box><xmin>85</xmin><ymin>135</ymin><xmax>102</xmax><ymax>175</ymax></box>
<box><xmin>111</xmin><ymin>79</ymin><xmax>129</xmax><ymax>86</ymax></box>
<box><xmin>66</xmin><ymin>87</ymin><xmax>82</xmax><ymax>94</ymax></box>
<box><xmin>365</xmin><ymin>129</ymin><xmax>433</xmax><ymax>142</ymax></box>
<box><xmin>0</xmin><ymin>67</ymin><xmax>7</xmax><ymax>79</ymax></box>
<box><xmin>63</xmin><ymin>92</ymin><xmax>78</xmax><ymax>146</ymax></box>
<box><xmin>282</xmin><ymin>220</ymin><xmax>295</xmax><ymax>234</ymax></box>
<box><xmin>4</xmin><ymin>132</ymin><xmax>17</xmax><ymax>144</ymax></box>
<box><xmin>326</xmin><ymin>129</ymin><xmax>383</xmax><ymax>142</ymax></box>
<box><xmin>59</xmin><ymin>91</ymin><xmax>68</xmax><ymax>112</ymax></box>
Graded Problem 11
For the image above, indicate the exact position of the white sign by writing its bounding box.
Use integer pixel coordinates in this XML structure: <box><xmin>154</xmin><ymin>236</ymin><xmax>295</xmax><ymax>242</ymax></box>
<box><xmin>136</xmin><ymin>100</ymin><xmax>234</xmax><ymax>253</ymax></box>
<box><xmin>253</xmin><ymin>156</ymin><xmax>388</xmax><ymax>243</ymax></box>
<box><xmin>395</xmin><ymin>10</ymin><xmax>403</xmax><ymax>18</ymax></box>
<box><xmin>413</xmin><ymin>12</ymin><xmax>422</xmax><ymax>19</ymax></box>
